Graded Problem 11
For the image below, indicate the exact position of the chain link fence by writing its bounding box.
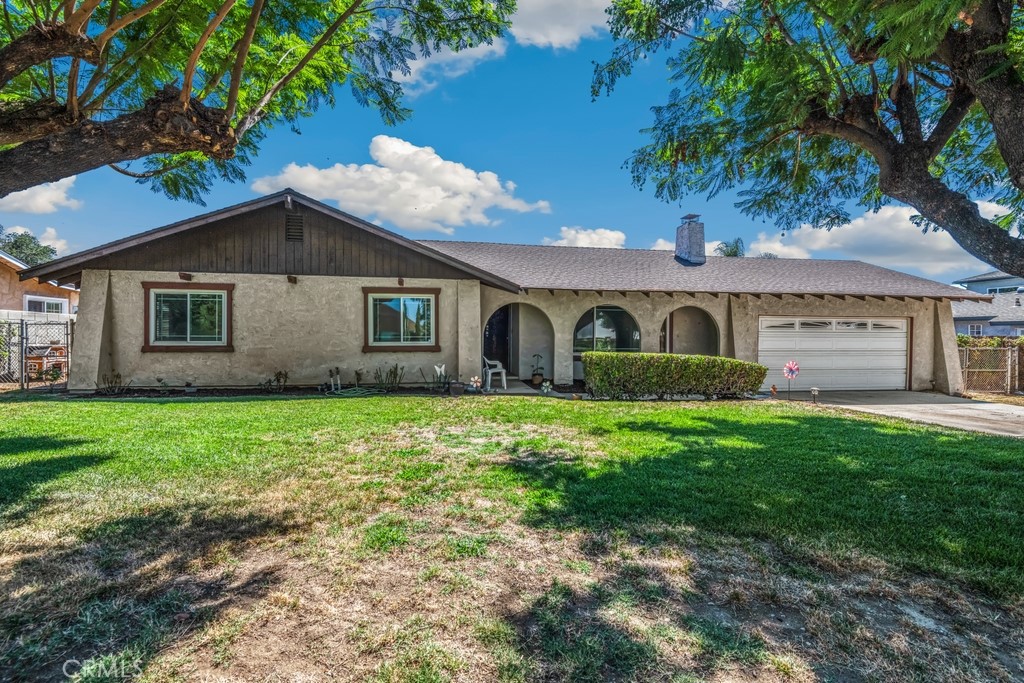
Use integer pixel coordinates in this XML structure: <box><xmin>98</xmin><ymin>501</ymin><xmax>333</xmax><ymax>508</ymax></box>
<box><xmin>960</xmin><ymin>346</ymin><xmax>1020</xmax><ymax>394</ymax></box>
<box><xmin>0</xmin><ymin>319</ymin><xmax>73</xmax><ymax>391</ymax></box>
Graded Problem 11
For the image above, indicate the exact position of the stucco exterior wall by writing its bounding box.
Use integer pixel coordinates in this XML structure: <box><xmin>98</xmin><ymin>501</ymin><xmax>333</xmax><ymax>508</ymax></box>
<box><xmin>480</xmin><ymin>287</ymin><xmax>963</xmax><ymax>393</ymax></box>
<box><xmin>0</xmin><ymin>260</ymin><xmax>78</xmax><ymax>312</ymax></box>
<box><xmin>70</xmin><ymin>270</ymin><xmax>481</xmax><ymax>391</ymax></box>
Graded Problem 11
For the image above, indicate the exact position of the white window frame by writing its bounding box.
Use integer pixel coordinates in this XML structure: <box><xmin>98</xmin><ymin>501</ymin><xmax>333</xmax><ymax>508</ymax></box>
<box><xmin>987</xmin><ymin>286</ymin><xmax>1020</xmax><ymax>294</ymax></box>
<box><xmin>967</xmin><ymin>323</ymin><xmax>983</xmax><ymax>337</ymax></box>
<box><xmin>1016</xmin><ymin>328</ymin><xmax>1024</xmax><ymax>337</ymax></box>
<box><xmin>148</xmin><ymin>288</ymin><xmax>228</xmax><ymax>346</ymax></box>
<box><xmin>366</xmin><ymin>292</ymin><xmax>437</xmax><ymax>348</ymax></box>
<box><xmin>23</xmin><ymin>294</ymin><xmax>67</xmax><ymax>314</ymax></box>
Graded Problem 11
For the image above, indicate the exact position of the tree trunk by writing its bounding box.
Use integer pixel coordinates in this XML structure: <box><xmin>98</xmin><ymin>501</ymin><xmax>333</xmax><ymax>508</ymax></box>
<box><xmin>0</xmin><ymin>87</ymin><xmax>235</xmax><ymax>196</ymax></box>
<box><xmin>880</xmin><ymin>157</ymin><xmax>1024</xmax><ymax>277</ymax></box>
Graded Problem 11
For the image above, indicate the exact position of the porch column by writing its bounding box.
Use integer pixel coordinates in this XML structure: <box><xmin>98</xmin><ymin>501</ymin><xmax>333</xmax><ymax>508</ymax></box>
<box><xmin>552</xmin><ymin>326</ymin><xmax>574</xmax><ymax>385</ymax></box>
<box><xmin>932</xmin><ymin>299</ymin><xmax>963</xmax><ymax>395</ymax></box>
<box><xmin>68</xmin><ymin>269</ymin><xmax>112</xmax><ymax>392</ymax></box>
<box><xmin>456</xmin><ymin>280</ymin><xmax>482</xmax><ymax>382</ymax></box>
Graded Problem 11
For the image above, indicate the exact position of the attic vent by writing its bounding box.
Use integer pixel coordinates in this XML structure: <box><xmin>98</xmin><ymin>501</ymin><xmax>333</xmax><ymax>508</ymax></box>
<box><xmin>285</xmin><ymin>213</ymin><xmax>304</xmax><ymax>242</ymax></box>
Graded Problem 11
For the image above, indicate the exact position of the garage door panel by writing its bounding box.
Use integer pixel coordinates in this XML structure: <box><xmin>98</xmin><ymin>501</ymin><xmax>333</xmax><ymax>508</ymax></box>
<box><xmin>757</xmin><ymin>317</ymin><xmax>908</xmax><ymax>391</ymax></box>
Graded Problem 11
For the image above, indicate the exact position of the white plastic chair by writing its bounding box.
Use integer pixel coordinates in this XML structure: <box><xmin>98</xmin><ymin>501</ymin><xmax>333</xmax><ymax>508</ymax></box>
<box><xmin>483</xmin><ymin>357</ymin><xmax>507</xmax><ymax>391</ymax></box>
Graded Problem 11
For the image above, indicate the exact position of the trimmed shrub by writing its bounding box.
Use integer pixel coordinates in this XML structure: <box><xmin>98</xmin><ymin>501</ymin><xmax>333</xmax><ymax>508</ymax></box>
<box><xmin>582</xmin><ymin>352</ymin><xmax>768</xmax><ymax>400</ymax></box>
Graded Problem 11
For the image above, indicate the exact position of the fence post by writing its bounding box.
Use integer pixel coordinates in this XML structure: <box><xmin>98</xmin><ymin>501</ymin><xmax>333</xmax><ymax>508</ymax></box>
<box><xmin>19</xmin><ymin>319</ymin><xmax>27</xmax><ymax>390</ymax></box>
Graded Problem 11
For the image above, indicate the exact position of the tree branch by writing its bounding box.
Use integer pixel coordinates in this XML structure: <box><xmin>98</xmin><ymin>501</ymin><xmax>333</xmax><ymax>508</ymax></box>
<box><xmin>223</xmin><ymin>0</ymin><xmax>265</xmax><ymax>119</ymax></box>
<box><xmin>180</xmin><ymin>0</ymin><xmax>237</xmax><ymax>107</ymax></box>
<box><xmin>0</xmin><ymin>22</ymin><xmax>99</xmax><ymax>89</ymax></box>
<box><xmin>236</xmin><ymin>0</ymin><xmax>365</xmax><ymax>136</ymax></box>
<box><xmin>926</xmin><ymin>85</ymin><xmax>976</xmax><ymax>159</ymax></box>
<box><xmin>0</xmin><ymin>86</ymin><xmax>234</xmax><ymax>196</ymax></box>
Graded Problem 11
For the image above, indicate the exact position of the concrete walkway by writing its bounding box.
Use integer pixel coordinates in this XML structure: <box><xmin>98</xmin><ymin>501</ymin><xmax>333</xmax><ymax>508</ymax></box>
<box><xmin>808</xmin><ymin>391</ymin><xmax>1024</xmax><ymax>438</ymax></box>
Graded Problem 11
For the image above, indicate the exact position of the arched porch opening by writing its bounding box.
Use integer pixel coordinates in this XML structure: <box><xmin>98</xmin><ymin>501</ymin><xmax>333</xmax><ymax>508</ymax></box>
<box><xmin>483</xmin><ymin>303</ymin><xmax>555</xmax><ymax>380</ymax></box>
<box><xmin>659</xmin><ymin>306</ymin><xmax>719</xmax><ymax>356</ymax></box>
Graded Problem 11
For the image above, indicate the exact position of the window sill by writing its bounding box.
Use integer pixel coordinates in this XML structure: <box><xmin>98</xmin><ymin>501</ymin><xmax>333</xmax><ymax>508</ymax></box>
<box><xmin>142</xmin><ymin>344</ymin><xmax>234</xmax><ymax>353</ymax></box>
<box><xmin>363</xmin><ymin>344</ymin><xmax>441</xmax><ymax>353</ymax></box>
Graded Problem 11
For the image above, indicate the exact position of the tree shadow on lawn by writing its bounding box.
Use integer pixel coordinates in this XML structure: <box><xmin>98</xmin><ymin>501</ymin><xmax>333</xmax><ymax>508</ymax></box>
<box><xmin>506</xmin><ymin>410</ymin><xmax>1024</xmax><ymax>595</ymax></box>
<box><xmin>0</xmin><ymin>502</ymin><xmax>295</xmax><ymax>682</ymax></box>
<box><xmin>491</xmin><ymin>409</ymin><xmax>1024</xmax><ymax>680</ymax></box>
<box><xmin>0</xmin><ymin>436</ymin><xmax>101</xmax><ymax>524</ymax></box>
<box><xmin>498</xmin><ymin>559</ymin><xmax>773</xmax><ymax>682</ymax></box>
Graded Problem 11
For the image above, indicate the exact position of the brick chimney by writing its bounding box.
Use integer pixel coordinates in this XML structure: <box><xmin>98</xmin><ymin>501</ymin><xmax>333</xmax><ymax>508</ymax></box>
<box><xmin>675</xmin><ymin>214</ymin><xmax>706</xmax><ymax>264</ymax></box>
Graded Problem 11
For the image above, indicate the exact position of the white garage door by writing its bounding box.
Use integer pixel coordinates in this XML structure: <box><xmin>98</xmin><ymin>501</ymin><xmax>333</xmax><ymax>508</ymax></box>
<box><xmin>757</xmin><ymin>317</ymin><xmax>908</xmax><ymax>391</ymax></box>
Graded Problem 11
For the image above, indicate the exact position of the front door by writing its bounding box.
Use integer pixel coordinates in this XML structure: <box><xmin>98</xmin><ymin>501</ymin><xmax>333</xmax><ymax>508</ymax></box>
<box><xmin>483</xmin><ymin>305</ymin><xmax>511</xmax><ymax>371</ymax></box>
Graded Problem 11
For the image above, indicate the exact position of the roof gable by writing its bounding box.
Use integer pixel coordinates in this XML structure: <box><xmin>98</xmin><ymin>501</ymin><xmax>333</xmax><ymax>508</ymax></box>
<box><xmin>21</xmin><ymin>191</ymin><xmax>518</xmax><ymax>291</ymax></box>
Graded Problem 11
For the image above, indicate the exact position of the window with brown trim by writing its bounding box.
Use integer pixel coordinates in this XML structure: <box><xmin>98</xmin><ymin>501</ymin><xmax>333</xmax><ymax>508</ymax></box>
<box><xmin>363</xmin><ymin>287</ymin><xmax>440</xmax><ymax>352</ymax></box>
<box><xmin>142</xmin><ymin>282</ymin><xmax>234</xmax><ymax>352</ymax></box>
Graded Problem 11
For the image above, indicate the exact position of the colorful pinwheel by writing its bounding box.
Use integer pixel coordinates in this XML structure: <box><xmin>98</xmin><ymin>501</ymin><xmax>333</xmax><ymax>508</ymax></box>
<box><xmin>783</xmin><ymin>360</ymin><xmax>800</xmax><ymax>380</ymax></box>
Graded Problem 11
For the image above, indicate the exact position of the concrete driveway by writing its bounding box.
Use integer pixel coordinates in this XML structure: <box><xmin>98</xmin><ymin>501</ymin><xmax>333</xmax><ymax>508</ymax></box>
<box><xmin>812</xmin><ymin>391</ymin><xmax>1024</xmax><ymax>438</ymax></box>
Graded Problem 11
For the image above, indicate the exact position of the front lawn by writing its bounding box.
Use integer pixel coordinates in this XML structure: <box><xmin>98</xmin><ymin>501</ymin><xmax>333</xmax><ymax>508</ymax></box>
<box><xmin>1</xmin><ymin>395</ymin><xmax>1022</xmax><ymax>681</ymax></box>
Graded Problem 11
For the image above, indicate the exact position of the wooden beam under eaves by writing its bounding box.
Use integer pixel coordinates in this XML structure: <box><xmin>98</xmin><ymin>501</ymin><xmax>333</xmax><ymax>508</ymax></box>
<box><xmin>571</xmin><ymin>290</ymin><xmax>580</xmax><ymax>297</ymax></box>
<box><xmin>547</xmin><ymin>289</ymin><xmax>555</xmax><ymax>296</ymax></box>
<box><xmin>619</xmin><ymin>291</ymin><xmax>628</xmax><ymax>298</ymax></box>
<box><xmin>641</xmin><ymin>291</ymin><xmax>651</xmax><ymax>298</ymax></box>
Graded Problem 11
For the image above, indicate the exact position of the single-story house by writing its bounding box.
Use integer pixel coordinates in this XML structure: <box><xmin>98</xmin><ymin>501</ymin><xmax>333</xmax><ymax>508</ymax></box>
<box><xmin>21</xmin><ymin>190</ymin><xmax>985</xmax><ymax>394</ymax></box>
<box><xmin>1</xmin><ymin>248</ymin><xmax>78</xmax><ymax>320</ymax></box>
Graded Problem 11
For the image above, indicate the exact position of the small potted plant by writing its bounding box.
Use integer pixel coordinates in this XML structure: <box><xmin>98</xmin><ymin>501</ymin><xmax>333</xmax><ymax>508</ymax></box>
<box><xmin>449</xmin><ymin>380</ymin><xmax>466</xmax><ymax>397</ymax></box>
<box><xmin>530</xmin><ymin>354</ymin><xmax>544</xmax><ymax>385</ymax></box>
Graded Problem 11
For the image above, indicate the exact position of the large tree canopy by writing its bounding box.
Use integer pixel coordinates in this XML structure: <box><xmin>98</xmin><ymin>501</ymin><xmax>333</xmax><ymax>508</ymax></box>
<box><xmin>0</xmin><ymin>0</ymin><xmax>511</xmax><ymax>202</ymax></box>
<box><xmin>596</xmin><ymin>0</ymin><xmax>1024</xmax><ymax>276</ymax></box>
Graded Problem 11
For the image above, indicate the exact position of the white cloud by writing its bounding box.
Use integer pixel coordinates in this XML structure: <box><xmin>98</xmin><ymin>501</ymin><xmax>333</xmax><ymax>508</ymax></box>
<box><xmin>0</xmin><ymin>177</ymin><xmax>82</xmax><ymax>213</ymax></box>
<box><xmin>511</xmin><ymin>0</ymin><xmax>609</xmax><ymax>48</ymax></box>
<box><xmin>705</xmin><ymin>240</ymin><xmax>722</xmax><ymax>256</ymax></box>
<box><xmin>251</xmin><ymin>135</ymin><xmax>550</xmax><ymax>233</ymax></box>
<box><xmin>545</xmin><ymin>226</ymin><xmax>626</xmax><ymax>248</ymax></box>
<box><xmin>749</xmin><ymin>205</ymin><xmax>994</xmax><ymax>275</ymax></box>
<box><xmin>400</xmin><ymin>40</ymin><xmax>507</xmax><ymax>96</ymax></box>
<box><xmin>6</xmin><ymin>226</ymin><xmax>70</xmax><ymax>255</ymax></box>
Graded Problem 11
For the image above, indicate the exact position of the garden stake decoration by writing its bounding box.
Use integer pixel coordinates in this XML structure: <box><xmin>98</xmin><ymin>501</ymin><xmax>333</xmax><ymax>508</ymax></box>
<box><xmin>783</xmin><ymin>360</ymin><xmax>800</xmax><ymax>400</ymax></box>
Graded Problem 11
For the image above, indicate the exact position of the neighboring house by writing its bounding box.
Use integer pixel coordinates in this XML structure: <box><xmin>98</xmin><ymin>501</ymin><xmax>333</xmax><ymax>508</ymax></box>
<box><xmin>0</xmin><ymin>248</ymin><xmax>78</xmax><ymax>321</ymax></box>
<box><xmin>952</xmin><ymin>294</ymin><xmax>1024</xmax><ymax>338</ymax></box>
<box><xmin>21</xmin><ymin>190</ymin><xmax>984</xmax><ymax>394</ymax></box>
<box><xmin>951</xmin><ymin>269</ymin><xmax>1024</xmax><ymax>337</ymax></box>
<box><xmin>953</xmin><ymin>269</ymin><xmax>1024</xmax><ymax>294</ymax></box>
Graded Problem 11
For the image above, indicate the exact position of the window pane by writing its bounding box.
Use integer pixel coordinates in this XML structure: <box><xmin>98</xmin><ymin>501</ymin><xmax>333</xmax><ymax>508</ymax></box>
<box><xmin>575</xmin><ymin>307</ymin><xmax>640</xmax><ymax>353</ymax></box>
<box><xmin>799</xmin><ymin>320</ymin><xmax>833</xmax><ymax>330</ymax></box>
<box><xmin>597</xmin><ymin>306</ymin><xmax>641</xmax><ymax>352</ymax></box>
<box><xmin>189</xmin><ymin>293</ymin><xmax>224</xmax><ymax>342</ymax></box>
<box><xmin>402</xmin><ymin>297</ymin><xmax>433</xmax><ymax>343</ymax></box>
<box><xmin>26</xmin><ymin>300</ymin><xmax>44</xmax><ymax>313</ymax></box>
<box><xmin>372</xmin><ymin>297</ymin><xmax>403</xmax><ymax>343</ymax></box>
<box><xmin>573</xmin><ymin>311</ymin><xmax>595</xmax><ymax>352</ymax></box>
<box><xmin>45</xmin><ymin>301</ymin><xmax>63</xmax><ymax>314</ymax></box>
<box><xmin>154</xmin><ymin>293</ymin><xmax>188</xmax><ymax>342</ymax></box>
<box><xmin>836</xmin><ymin>320</ymin><xmax>868</xmax><ymax>330</ymax></box>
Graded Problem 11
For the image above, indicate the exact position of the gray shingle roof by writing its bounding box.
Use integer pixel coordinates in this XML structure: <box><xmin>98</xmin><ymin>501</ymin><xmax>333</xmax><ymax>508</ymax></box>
<box><xmin>421</xmin><ymin>241</ymin><xmax>986</xmax><ymax>299</ymax></box>
<box><xmin>952</xmin><ymin>293</ymin><xmax>1024</xmax><ymax>324</ymax></box>
<box><xmin>953</xmin><ymin>270</ymin><xmax>1016</xmax><ymax>284</ymax></box>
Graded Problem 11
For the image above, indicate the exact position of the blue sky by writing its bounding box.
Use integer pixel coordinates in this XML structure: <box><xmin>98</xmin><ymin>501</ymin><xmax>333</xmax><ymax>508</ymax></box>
<box><xmin>0</xmin><ymin>3</ymin><xmax>992</xmax><ymax>283</ymax></box>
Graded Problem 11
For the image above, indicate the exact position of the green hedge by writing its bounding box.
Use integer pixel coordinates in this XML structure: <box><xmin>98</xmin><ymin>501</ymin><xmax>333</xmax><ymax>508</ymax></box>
<box><xmin>582</xmin><ymin>352</ymin><xmax>768</xmax><ymax>400</ymax></box>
